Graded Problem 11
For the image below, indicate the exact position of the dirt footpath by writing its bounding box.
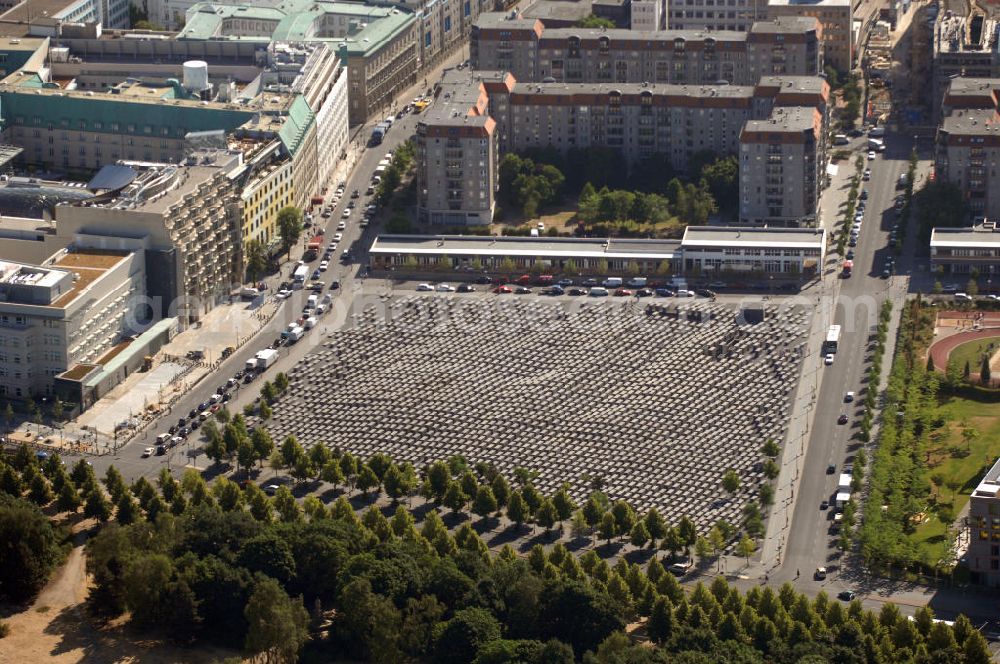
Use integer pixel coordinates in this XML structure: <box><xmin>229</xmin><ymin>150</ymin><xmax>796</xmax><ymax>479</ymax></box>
<box><xmin>0</xmin><ymin>520</ymin><xmax>240</xmax><ymax>664</ymax></box>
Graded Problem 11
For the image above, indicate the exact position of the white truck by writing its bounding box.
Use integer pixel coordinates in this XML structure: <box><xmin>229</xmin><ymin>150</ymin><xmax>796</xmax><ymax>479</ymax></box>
<box><xmin>255</xmin><ymin>348</ymin><xmax>279</xmax><ymax>369</ymax></box>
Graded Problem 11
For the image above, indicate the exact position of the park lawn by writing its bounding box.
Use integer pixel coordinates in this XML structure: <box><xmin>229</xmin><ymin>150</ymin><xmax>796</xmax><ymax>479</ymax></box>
<box><xmin>947</xmin><ymin>336</ymin><xmax>1000</xmax><ymax>375</ymax></box>
<box><xmin>911</xmin><ymin>394</ymin><xmax>1000</xmax><ymax>563</ymax></box>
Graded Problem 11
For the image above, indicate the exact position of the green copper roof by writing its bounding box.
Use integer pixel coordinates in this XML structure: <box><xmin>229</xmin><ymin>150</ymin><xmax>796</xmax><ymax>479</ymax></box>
<box><xmin>278</xmin><ymin>95</ymin><xmax>315</xmax><ymax>156</ymax></box>
<box><xmin>178</xmin><ymin>0</ymin><xmax>415</xmax><ymax>58</ymax></box>
<box><xmin>0</xmin><ymin>90</ymin><xmax>254</xmax><ymax>136</ymax></box>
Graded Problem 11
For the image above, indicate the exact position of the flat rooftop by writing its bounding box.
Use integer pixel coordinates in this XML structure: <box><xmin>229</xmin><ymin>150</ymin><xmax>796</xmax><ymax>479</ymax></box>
<box><xmin>930</xmin><ymin>226</ymin><xmax>1000</xmax><ymax>248</ymax></box>
<box><xmin>973</xmin><ymin>458</ymin><xmax>1000</xmax><ymax>498</ymax></box>
<box><xmin>941</xmin><ymin>108</ymin><xmax>1000</xmax><ymax>136</ymax></box>
<box><xmin>0</xmin><ymin>0</ymin><xmax>80</xmax><ymax>22</ymax></box>
<box><xmin>521</xmin><ymin>0</ymin><xmax>592</xmax><ymax>23</ymax></box>
<box><xmin>49</xmin><ymin>249</ymin><xmax>128</xmax><ymax>308</ymax></box>
<box><xmin>767</xmin><ymin>0</ymin><xmax>850</xmax><ymax>6</ymax></box>
<box><xmin>98</xmin><ymin>149</ymin><xmax>241</xmax><ymax>214</ymax></box>
<box><xmin>743</xmin><ymin>106</ymin><xmax>818</xmax><ymax>133</ymax></box>
<box><xmin>370</xmin><ymin>235</ymin><xmax>681</xmax><ymax>259</ymax></box>
<box><xmin>682</xmin><ymin>226</ymin><xmax>826</xmax><ymax>248</ymax></box>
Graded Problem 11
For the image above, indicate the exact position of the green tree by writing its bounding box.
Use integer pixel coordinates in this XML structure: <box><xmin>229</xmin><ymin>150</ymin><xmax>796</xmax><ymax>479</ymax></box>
<box><xmin>28</xmin><ymin>474</ymin><xmax>53</xmax><ymax>506</ymax></box>
<box><xmin>0</xmin><ymin>496</ymin><xmax>66</xmax><ymax>603</ymax></box>
<box><xmin>722</xmin><ymin>469</ymin><xmax>741</xmax><ymax>495</ymax></box>
<box><xmin>434</xmin><ymin>607</ymin><xmax>502</xmax><ymax>664</ymax></box>
<box><xmin>506</xmin><ymin>490</ymin><xmax>528</xmax><ymax>526</ymax></box>
<box><xmin>276</xmin><ymin>206</ymin><xmax>303</xmax><ymax>260</ymax></box>
<box><xmin>245</xmin><ymin>238</ymin><xmax>268</xmax><ymax>283</ymax></box>
<box><xmin>251</xmin><ymin>427</ymin><xmax>274</xmax><ymax>469</ymax></box>
<box><xmin>647</xmin><ymin>596</ymin><xmax>674</xmax><ymax>644</ymax></box>
<box><xmin>84</xmin><ymin>487</ymin><xmax>112</xmax><ymax>521</ymax></box>
<box><xmin>630</xmin><ymin>521</ymin><xmax>650</xmax><ymax>548</ymax></box>
<box><xmin>736</xmin><ymin>534</ymin><xmax>756</xmax><ymax>565</ymax></box>
<box><xmin>244</xmin><ymin>576</ymin><xmax>310</xmax><ymax>664</ymax></box>
<box><xmin>472</xmin><ymin>485</ymin><xmax>498</xmax><ymax>522</ymax></box>
<box><xmin>443</xmin><ymin>481</ymin><xmax>468</xmax><ymax>514</ymax></box>
<box><xmin>598</xmin><ymin>511</ymin><xmax>617</xmax><ymax>544</ymax></box>
<box><xmin>56</xmin><ymin>480</ymin><xmax>82</xmax><ymax>513</ymax></box>
<box><xmin>576</xmin><ymin>14</ymin><xmax>615</xmax><ymax>28</ymax></box>
<box><xmin>536</xmin><ymin>498</ymin><xmax>558</xmax><ymax>532</ymax></box>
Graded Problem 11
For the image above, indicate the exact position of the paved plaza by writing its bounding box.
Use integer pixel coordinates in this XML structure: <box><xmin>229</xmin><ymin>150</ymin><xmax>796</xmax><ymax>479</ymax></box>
<box><xmin>269</xmin><ymin>295</ymin><xmax>810</xmax><ymax>527</ymax></box>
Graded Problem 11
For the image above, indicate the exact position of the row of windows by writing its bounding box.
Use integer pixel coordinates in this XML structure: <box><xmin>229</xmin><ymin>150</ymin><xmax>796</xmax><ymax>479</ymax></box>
<box><xmin>14</xmin><ymin>116</ymin><xmax>191</xmax><ymax>138</ymax></box>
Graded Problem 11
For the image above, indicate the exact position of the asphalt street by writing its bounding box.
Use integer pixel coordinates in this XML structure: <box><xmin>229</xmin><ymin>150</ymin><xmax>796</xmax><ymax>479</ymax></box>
<box><xmin>774</xmin><ymin>134</ymin><xmax>920</xmax><ymax>598</ymax></box>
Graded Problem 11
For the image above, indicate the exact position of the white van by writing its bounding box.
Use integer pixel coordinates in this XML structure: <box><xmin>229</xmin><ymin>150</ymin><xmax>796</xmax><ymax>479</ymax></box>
<box><xmin>627</xmin><ymin>277</ymin><xmax>647</xmax><ymax>288</ymax></box>
<box><xmin>603</xmin><ymin>277</ymin><xmax>623</xmax><ymax>288</ymax></box>
<box><xmin>306</xmin><ymin>294</ymin><xmax>319</xmax><ymax>309</ymax></box>
<box><xmin>589</xmin><ymin>287</ymin><xmax>610</xmax><ymax>297</ymax></box>
<box><xmin>304</xmin><ymin>316</ymin><xmax>318</xmax><ymax>330</ymax></box>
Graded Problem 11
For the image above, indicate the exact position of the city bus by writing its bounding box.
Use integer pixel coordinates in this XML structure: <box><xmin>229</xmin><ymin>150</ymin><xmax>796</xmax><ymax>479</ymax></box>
<box><xmin>823</xmin><ymin>324</ymin><xmax>842</xmax><ymax>354</ymax></box>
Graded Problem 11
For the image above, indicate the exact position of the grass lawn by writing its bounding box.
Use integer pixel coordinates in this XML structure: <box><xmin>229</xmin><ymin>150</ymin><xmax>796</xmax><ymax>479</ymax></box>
<box><xmin>911</xmin><ymin>394</ymin><xmax>1000</xmax><ymax>563</ymax></box>
<box><xmin>947</xmin><ymin>336</ymin><xmax>1000</xmax><ymax>375</ymax></box>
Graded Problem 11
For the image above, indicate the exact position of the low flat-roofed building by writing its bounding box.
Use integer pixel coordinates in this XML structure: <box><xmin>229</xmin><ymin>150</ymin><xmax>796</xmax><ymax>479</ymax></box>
<box><xmin>369</xmin><ymin>227</ymin><xmax>824</xmax><ymax>277</ymax></box>
<box><xmin>680</xmin><ymin>225</ymin><xmax>825</xmax><ymax>276</ymax></box>
<box><xmin>968</xmin><ymin>457</ymin><xmax>1000</xmax><ymax>587</ymax></box>
<box><xmin>929</xmin><ymin>225</ymin><xmax>1000</xmax><ymax>276</ymax></box>
<box><xmin>369</xmin><ymin>234</ymin><xmax>681</xmax><ymax>273</ymax></box>
<box><xmin>0</xmin><ymin>246</ymin><xmax>145</xmax><ymax>399</ymax></box>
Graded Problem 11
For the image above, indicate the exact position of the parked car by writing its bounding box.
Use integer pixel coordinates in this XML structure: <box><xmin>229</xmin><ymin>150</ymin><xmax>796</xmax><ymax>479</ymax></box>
<box><xmin>837</xmin><ymin>414</ymin><xmax>849</xmax><ymax>425</ymax></box>
<box><xmin>824</xmin><ymin>354</ymin><xmax>835</xmax><ymax>365</ymax></box>
<box><xmin>416</xmin><ymin>283</ymin><xmax>434</xmax><ymax>291</ymax></box>
<box><xmin>456</xmin><ymin>284</ymin><xmax>476</xmax><ymax>293</ymax></box>
<box><xmin>436</xmin><ymin>283</ymin><xmax>456</xmax><ymax>292</ymax></box>
<box><xmin>514</xmin><ymin>286</ymin><xmax>532</xmax><ymax>294</ymax></box>
<box><xmin>837</xmin><ymin>590</ymin><xmax>856</xmax><ymax>601</ymax></box>
<box><xmin>142</xmin><ymin>447</ymin><xmax>154</xmax><ymax>458</ymax></box>
<box><xmin>493</xmin><ymin>285</ymin><xmax>513</xmax><ymax>294</ymax></box>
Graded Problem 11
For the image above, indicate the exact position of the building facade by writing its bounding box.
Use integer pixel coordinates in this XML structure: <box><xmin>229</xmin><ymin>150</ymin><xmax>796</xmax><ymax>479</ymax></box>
<box><xmin>739</xmin><ymin>105</ymin><xmax>824</xmax><ymax>226</ymax></box>
<box><xmin>179</xmin><ymin>0</ymin><xmax>420</xmax><ymax>125</ymax></box>
<box><xmin>368</xmin><ymin>228</ymin><xmax>825</xmax><ymax>275</ymax></box>
<box><xmin>470</xmin><ymin>12</ymin><xmax>822</xmax><ymax>85</ymax></box>
<box><xmin>929</xmin><ymin>226</ymin><xmax>1000</xmax><ymax>277</ymax></box>
<box><xmin>936</xmin><ymin>109</ymin><xmax>1000</xmax><ymax>220</ymax></box>
<box><xmin>932</xmin><ymin>14</ymin><xmax>1000</xmax><ymax>118</ymax></box>
<box><xmin>269</xmin><ymin>42</ymin><xmax>350</xmax><ymax>188</ymax></box>
<box><xmin>420</xmin><ymin>68</ymin><xmax>828</xmax><ymax>226</ymax></box>
<box><xmin>415</xmin><ymin>71</ymin><xmax>499</xmax><ymax>226</ymax></box>
<box><xmin>679</xmin><ymin>226</ymin><xmax>824</xmax><ymax>275</ymax></box>
<box><xmin>631</xmin><ymin>0</ymin><xmax>665</xmax><ymax>31</ymax></box>
<box><xmin>668</xmin><ymin>0</ymin><xmax>767</xmax><ymax>32</ymax></box>
<box><xmin>55</xmin><ymin>150</ymin><xmax>244</xmax><ymax>325</ymax></box>
<box><xmin>968</xmin><ymin>458</ymin><xmax>1000</xmax><ymax>587</ymax></box>
<box><xmin>767</xmin><ymin>0</ymin><xmax>852</xmax><ymax>72</ymax></box>
<box><xmin>0</xmin><ymin>248</ymin><xmax>145</xmax><ymax>399</ymax></box>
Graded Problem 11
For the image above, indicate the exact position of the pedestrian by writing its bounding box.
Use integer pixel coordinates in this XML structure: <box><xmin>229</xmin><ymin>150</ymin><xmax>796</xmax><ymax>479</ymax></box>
<box><xmin>796</xmin><ymin>569</ymin><xmax>800</xmax><ymax>579</ymax></box>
